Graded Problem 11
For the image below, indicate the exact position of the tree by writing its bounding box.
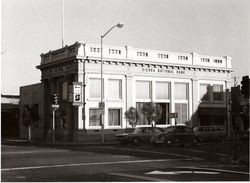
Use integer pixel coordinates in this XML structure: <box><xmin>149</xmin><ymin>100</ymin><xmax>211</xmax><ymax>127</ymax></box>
<box><xmin>21</xmin><ymin>105</ymin><xmax>40</xmax><ymax>141</ymax></box>
<box><xmin>141</xmin><ymin>102</ymin><xmax>162</xmax><ymax>127</ymax></box>
<box><xmin>124</xmin><ymin>107</ymin><xmax>138</xmax><ymax>128</ymax></box>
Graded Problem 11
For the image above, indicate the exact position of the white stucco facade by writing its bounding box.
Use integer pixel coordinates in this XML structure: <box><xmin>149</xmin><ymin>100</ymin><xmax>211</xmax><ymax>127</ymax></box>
<box><xmin>37</xmin><ymin>41</ymin><xmax>232</xmax><ymax>141</ymax></box>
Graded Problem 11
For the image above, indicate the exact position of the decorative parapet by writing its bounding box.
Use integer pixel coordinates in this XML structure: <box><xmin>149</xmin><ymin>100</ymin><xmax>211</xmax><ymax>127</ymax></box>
<box><xmin>39</xmin><ymin>41</ymin><xmax>232</xmax><ymax>71</ymax></box>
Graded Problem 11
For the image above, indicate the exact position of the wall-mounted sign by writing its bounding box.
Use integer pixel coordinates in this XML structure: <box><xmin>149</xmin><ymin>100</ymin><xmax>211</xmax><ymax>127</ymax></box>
<box><xmin>69</xmin><ymin>82</ymin><xmax>83</xmax><ymax>106</ymax></box>
<box><xmin>128</xmin><ymin>66</ymin><xmax>193</xmax><ymax>76</ymax></box>
<box><xmin>169</xmin><ymin>112</ymin><xmax>178</xmax><ymax>119</ymax></box>
<box><xmin>99</xmin><ymin>102</ymin><xmax>105</xmax><ymax>109</ymax></box>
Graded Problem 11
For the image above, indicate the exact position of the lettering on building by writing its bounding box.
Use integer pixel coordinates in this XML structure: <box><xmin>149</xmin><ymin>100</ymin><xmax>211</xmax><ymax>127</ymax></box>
<box><xmin>142</xmin><ymin>68</ymin><xmax>185</xmax><ymax>75</ymax></box>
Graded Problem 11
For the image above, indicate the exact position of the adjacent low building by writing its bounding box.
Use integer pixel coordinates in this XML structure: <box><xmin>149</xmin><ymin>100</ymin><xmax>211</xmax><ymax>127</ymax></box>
<box><xmin>1</xmin><ymin>94</ymin><xmax>20</xmax><ymax>138</ymax></box>
<box><xmin>19</xmin><ymin>83</ymin><xmax>43</xmax><ymax>140</ymax></box>
<box><xmin>31</xmin><ymin>41</ymin><xmax>232</xmax><ymax>141</ymax></box>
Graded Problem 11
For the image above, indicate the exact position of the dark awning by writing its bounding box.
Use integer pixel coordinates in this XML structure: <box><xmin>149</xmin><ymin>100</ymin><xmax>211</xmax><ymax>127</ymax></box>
<box><xmin>198</xmin><ymin>107</ymin><xmax>227</xmax><ymax>116</ymax></box>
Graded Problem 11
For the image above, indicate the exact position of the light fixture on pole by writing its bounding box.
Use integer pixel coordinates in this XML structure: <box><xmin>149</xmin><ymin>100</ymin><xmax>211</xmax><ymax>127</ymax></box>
<box><xmin>100</xmin><ymin>23</ymin><xmax>124</xmax><ymax>144</ymax></box>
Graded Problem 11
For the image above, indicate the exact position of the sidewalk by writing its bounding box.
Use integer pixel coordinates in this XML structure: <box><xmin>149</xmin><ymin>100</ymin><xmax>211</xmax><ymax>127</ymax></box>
<box><xmin>216</xmin><ymin>140</ymin><xmax>249</xmax><ymax>165</ymax></box>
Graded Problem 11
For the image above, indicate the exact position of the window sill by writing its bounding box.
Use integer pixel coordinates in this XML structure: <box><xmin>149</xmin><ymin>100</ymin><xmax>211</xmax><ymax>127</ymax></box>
<box><xmin>106</xmin><ymin>99</ymin><xmax>124</xmax><ymax>102</ymax></box>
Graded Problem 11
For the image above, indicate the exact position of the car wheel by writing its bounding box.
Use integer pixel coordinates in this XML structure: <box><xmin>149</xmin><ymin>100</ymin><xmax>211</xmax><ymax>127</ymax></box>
<box><xmin>164</xmin><ymin>138</ymin><xmax>172</xmax><ymax>146</ymax></box>
<box><xmin>192</xmin><ymin>137</ymin><xmax>200</xmax><ymax>146</ymax></box>
<box><xmin>132</xmin><ymin>138</ymin><xmax>140</xmax><ymax>145</ymax></box>
<box><xmin>197</xmin><ymin>136</ymin><xmax>203</xmax><ymax>143</ymax></box>
<box><xmin>216</xmin><ymin>136</ymin><xmax>222</xmax><ymax>142</ymax></box>
<box><xmin>151</xmin><ymin>142</ymin><xmax>158</xmax><ymax>146</ymax></box>
<box><xmin>179</xmin><ymin>143</ymin><xmax>188</xmax><ymax>147</ymax></box>
<box><xmin>120</xmin><ymin>141</ymin><xmax>127</xmax><ymax>145</ymax></box>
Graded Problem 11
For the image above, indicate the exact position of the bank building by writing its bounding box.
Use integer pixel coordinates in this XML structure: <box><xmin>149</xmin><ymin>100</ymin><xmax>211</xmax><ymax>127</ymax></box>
<box><xmin>19</xmin><ymin>41</ymin><xmax>232</xmax><ymax>142</ymax></box>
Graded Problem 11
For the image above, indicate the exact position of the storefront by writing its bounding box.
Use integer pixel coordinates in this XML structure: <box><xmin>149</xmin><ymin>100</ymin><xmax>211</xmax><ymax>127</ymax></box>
<box><xmin>36</xmin><ymin>41</ymin><xmax>232</xmax><ymax>141</ymax></box>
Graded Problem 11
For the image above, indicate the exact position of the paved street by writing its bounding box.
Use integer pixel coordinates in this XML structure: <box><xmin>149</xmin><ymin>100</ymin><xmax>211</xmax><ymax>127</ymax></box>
<box><xmin>1</xmin><ymin>142</ymin><xmax>249</xmax><ymax>182</ymax></box>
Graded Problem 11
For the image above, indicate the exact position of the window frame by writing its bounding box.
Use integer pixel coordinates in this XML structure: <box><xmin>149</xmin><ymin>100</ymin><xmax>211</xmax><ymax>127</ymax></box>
<box><xmin>89</xmin><ymin>108</ymin><xmax>101</xmax><ymax>127</ymax></box>
<box><xmin>213</xmin><ymin>84</ymin><xmax>224</xmax><ymax>102</ymax></box>
<box><xmin>136</xmin><ymin>80</ymin><xmax>152</xmax><ymax>100</ymax></box>
<box><xmin>200</xmin><ymin>83</ymin><xmax>210</xmax><ymax>102</ymax></box>
<box><xmin>108</xmin><ymin>108</ymin><xmax>122</xmax><ymax>127</ymax></box>
<box><xmin>88</xmin><ymin>78</ymin><xmax>102</xmax><ymax>99</ymax></box>
<box><xmin>155</xmin><ymin>81</ymin><xmax>170</xmax><ymax>100</ymax></box>
<box><xmin>107</xmin><ymin>79</ymin><xmax>122</xmax><ymax>100</ymax></box>
<box><xmin>174</xmin><ymin>82</ymin><xmax>188</xmax><ymax>100</ymax></box>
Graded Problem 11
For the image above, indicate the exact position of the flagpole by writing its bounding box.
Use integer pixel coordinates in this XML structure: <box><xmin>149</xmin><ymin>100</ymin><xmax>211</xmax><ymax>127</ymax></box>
<box><xmin>62</xmin><ymin>0</ymin><xmax>64</xmax><ymax>47</ymax></box>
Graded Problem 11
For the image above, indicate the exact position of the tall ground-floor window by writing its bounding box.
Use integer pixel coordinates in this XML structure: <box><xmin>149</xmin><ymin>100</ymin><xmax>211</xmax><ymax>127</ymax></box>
<box><xmin>108</xmin><ymin>108</ymin><xmax>121</xmax><ymax>126</ymax></box>
<box><xmin>136</xmin><ymin>102</ymin><xmax>170</xmax><ymax>125</ymax></box>
<box><xmin>155</xmin><ymin>103</ymin><xmax>170</xmax><ymax>125</ymax></box>
<box><xmin>175</xmin><ymin>103</ymin><xmax>188</xmax><ymax>124</ymax></box>
<box><xmin>89</xmin><ymin>109</ymin><xmax>100</xmax><ymax>126</ymax></box>
<box><xmin>136</xmin><ymin>102</ymin><xmax>150</xmax><ymax>125</ymax></box>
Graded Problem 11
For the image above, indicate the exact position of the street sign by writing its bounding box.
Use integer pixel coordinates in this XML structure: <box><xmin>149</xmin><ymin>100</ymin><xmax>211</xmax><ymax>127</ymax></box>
<box><xmin>169</xmin><ymin>112</ymin><xmax>178</xmax><ymax>119</ymax></box>
<box><xmin>99</xmin><ymin>102</ymin><xmax>105</xmax><ymax>109</ymax></box>
<box><xmin>99</xmin><ymin>108</ymin><xmax>105</xmax><ymax>115</ymax></box>
<box><xmin>52</xmin><ymin>104</ymin><xmax>59</xmax><ymax>109</ymax></box>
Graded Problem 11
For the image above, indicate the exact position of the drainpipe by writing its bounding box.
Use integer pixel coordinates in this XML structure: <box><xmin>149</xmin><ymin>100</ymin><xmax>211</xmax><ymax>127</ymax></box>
<box><xmin>125</xmin><ymin>74</ymin><xmax>128</xmax><ymax>130</ymax></box>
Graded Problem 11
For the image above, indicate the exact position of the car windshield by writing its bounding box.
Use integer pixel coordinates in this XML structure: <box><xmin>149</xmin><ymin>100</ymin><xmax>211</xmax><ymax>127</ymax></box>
<box><xmin>132</xmin><ymin>127</ymin><xmax>163</xmax><ymax>134</ymax></box>
<box><xmin>165</xmin><ymin>127</ymin><xmax>176</xmax><ymax>132</ymax></box>
<box><xmin>133</xmin><ymin>128</ymin><xmax>144</xmax><ymax>134</ymax></box>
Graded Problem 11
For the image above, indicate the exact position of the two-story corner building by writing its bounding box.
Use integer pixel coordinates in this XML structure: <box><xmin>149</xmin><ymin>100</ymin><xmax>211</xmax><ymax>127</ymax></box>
<box><xmin>36</xmin><ymin>41</ymin><xmax>232</xmax><ymax>141</ymax></box>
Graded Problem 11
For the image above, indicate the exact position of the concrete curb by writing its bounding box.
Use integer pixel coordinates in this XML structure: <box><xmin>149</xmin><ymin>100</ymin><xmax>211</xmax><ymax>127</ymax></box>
<box><xmin>1</xmin><ymin>139</ymin><xmax>119</xmax><ymax>146</ymax></box>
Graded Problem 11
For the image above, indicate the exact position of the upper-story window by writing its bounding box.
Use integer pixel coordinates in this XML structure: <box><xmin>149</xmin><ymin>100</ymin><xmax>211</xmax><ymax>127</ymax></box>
<box><xmin>178</xmin><ymin>55</ymin><xmax>188</xmax><ymax>61</ymax></box>
<box><xmin>89</xmin><ymin>78</ymin><xmax>101</xmax><ymax>98</ymax></box>
<box><xmin>136</xmin><ymin>81</ymin><xmax>151</xmax><ymax>99</ymax></box>
<box><xmin>158</xmin><ymin>53</ymin><xmax>168</xmax><ymax>59</ymax></box>
<box><xmin>109</xmin><ymin>49</ymin><xmax>121</xmax><ymax>55</ymax></box>
<box><xmin>107</xmin><ymin>79</ymin><xmax>122</xmax><ymax>100</ymax></box>
<box><xmin>214</xmin><ymin>59</ymin><xmax>222</xmax><ymax>64</ymax></box>
<box><xmin>213</xmin><ymin>84</ymin><xmax>223</xmax><ymax>101</ymax></box>
<box><xmin>90</xmin><ymin>47</ymin><xmax>100</xmax><ymax>53</ymax></box>
<box><xmin>137</xmin><ymin>51</ymin><xmax>148</xmax><ymax>57</ymax></box>
<box><xmin>156</xmin><ymin>81</ymin><xmax>170</xmax><ymax>99</ymax></box>
<box><xmin>200</xmin><ymin>84</ymin><xmax>210</xmax><ymax>101</ymax></box>
<box><xmin>201</xmin><ymin>58</ymin><xmax>210</xmax><ymax>62</ymax></box>
<box><xmin>175</xmin><ymin>83</ymin><xmax>188</xmax><ymax>100</ymax></box>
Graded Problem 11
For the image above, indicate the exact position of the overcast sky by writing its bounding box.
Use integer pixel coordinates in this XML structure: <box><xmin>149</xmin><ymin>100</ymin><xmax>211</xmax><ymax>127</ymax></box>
<box><xmin>1</xmin><ymin>0</ymin><xmax>250</xmax><ymax>95</ymax></box>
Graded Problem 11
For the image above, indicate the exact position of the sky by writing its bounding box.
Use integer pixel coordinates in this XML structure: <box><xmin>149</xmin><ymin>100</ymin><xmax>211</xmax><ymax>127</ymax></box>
<box><xmin>1</xmin><ymin>0</ymin><xmax>250</xmax><ymax>95</ymax></box>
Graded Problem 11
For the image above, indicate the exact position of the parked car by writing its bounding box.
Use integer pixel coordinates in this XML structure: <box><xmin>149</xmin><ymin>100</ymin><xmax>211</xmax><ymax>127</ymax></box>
<box><xmin>241</xmin><ymin>128</ymin><xmax>249</xmax><ymax>141</ymax></box>
<box><xmin>114</xmin><ymin>127</ymin><xmax>164</xmax><ymax>145</ymax></box>
<box><xmin>193</xmin><ymin>125</ymin><xmax>226</xmax><ymax>142</ymax></box>
<box><xmin>151</xmin><ymin>125</ymin><xmax>200</xmax><ymax>147</ymax></box>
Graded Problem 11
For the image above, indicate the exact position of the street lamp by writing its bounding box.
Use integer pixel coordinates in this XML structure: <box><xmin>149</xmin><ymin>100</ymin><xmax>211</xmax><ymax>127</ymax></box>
<box><xmin>100</xmin><ymin>23</ymin><xmax>124</xmax><ymax>144</ymax></box>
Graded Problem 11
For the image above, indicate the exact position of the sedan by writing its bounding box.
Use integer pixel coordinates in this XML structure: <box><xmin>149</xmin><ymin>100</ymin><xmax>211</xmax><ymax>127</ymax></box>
<box><xmin>193</xmin><ymin>125</ymin><xmax>226</xmax><ymax>142</ymax></box>
<box><xmin>114</xmin><ymin>127</ymin><xmax>164</xmax><ymax>145</ymax></box>
<box><xmin>151</xmin><ymin>125</ymin><xmax>200</xmax><ymax>147</ymax></box>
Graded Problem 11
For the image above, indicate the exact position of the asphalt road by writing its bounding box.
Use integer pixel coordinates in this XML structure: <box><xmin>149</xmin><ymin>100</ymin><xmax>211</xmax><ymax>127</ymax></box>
<box><xmin>1</xmin><ymin>142</ymin><xmax>249</xmax><ymax>182</ymax></box>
